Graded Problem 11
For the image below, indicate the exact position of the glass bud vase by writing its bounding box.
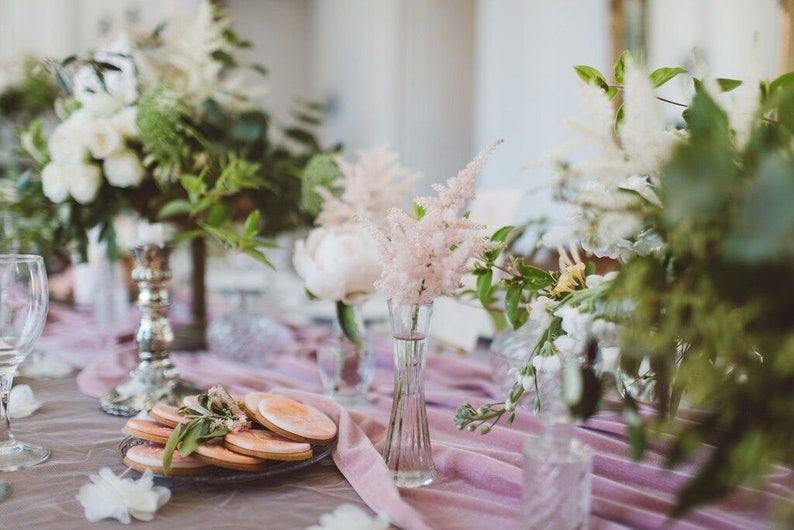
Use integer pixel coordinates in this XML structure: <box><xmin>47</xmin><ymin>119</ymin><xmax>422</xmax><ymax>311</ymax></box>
<box><xmin>382</xmin><ymin>299</ymin><xmax>437</xmax><ymax>488</ymax></box>
<box><xmin>316</xmin><ymin>301</ymin><xmax>375</xmax><ymax>406</ymax></box>
<box><xmin>522</xmin><ymin>365</ymin><xmax>592</xmax><ymax>529</ymax></box>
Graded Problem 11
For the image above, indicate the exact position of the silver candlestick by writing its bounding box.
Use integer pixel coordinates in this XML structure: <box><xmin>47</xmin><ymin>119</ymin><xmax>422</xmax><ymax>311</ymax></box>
<box><xmin>100</xmin><ymin>242</ymin><xmax>201</xmax><ymax>416</ymax></box>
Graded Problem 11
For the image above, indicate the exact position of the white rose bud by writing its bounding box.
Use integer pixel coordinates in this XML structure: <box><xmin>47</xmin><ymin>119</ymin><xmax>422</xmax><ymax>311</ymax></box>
<box><xmin>293</xmin><ymin>223</ymin><xmax>381</xmax><ymax>304</ymax></box>
<box><xmin>84</xmin><ymin>118</ymin><xmax>123</xmax><ymax>159</ymax></box>
<box><xmin>48</xmin><ymin>114</ymin><xmax>89</xmax><ymax>163</ymax></box>
<box><xmin>111</xmin><ymin>106</ymin><xmax>139</xmax><ymax>139</ymax></box>
<box><xmin>40</xmin><ymin>163</ymin><xmax>70</xmax><ymax>203</ymax></box>
<box><xmin>66</xmin><ymin>163</ymin><xmax>102</xmax><ymax>204</ymax></box>
<box><xmin>103</xmin><ymin>149</ymin><xmax>144</xmax><ymax>188</ymax></box>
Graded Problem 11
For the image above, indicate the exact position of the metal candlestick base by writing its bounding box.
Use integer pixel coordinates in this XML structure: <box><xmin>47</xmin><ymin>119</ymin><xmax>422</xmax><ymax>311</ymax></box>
<box><xmin>100</xmin><ymin>243</ymin><xmax>201</xmax><ymax>417</ymax></box>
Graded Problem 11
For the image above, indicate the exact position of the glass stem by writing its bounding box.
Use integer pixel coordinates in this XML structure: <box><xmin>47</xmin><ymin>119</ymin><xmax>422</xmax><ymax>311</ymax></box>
<box><xmin>0</xmin><ymin>372</ymin><xmax>15</xmax><ymax>447</ymax></box>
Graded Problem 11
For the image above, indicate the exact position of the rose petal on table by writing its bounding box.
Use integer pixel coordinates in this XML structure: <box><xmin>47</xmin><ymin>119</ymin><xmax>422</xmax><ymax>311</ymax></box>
<box><xmin>76</xmin><ymin>468</ymin><xmax>171</xmax><ymax>524</ymax></box>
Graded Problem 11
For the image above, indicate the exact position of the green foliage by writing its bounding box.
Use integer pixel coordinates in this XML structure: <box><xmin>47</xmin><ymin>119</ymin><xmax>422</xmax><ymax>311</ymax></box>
<box><xmin>462</xmin><ymin>51</ymin><xmax>794</xmax><ymax>520</ymax></box>
<box><xmin>300</xmin><ymin>152</ymin><xmax>343</xmax><ymax>215</ymax></box>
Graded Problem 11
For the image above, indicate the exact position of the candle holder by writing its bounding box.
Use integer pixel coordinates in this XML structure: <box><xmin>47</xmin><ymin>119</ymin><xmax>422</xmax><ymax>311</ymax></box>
<box><xmin>100</xmin><ymin>242</ymin><xmax>201</xmax><ymax>416</ymax></box>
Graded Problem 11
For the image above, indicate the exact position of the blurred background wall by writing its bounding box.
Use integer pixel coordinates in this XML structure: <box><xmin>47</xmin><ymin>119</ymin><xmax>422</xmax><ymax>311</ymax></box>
<box><xmin>0</xmin><ymin>0</ymin><xmax>787</xmax><ymax>228</ymax></box>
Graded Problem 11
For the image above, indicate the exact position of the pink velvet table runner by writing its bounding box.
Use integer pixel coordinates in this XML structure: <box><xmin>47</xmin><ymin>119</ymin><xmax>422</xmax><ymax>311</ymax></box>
<box><xmin>39</xmin><ymin>303</ymin><xmax>794</xmax><ymax>529</ymax></box>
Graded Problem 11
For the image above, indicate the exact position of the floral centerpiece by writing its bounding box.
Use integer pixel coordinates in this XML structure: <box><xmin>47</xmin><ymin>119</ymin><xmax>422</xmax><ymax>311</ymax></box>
<box><xmin>457</xmin><ymin>52</ymin><xmax>794</xmax><ymax>518</ymax></box>
<box><xmin>10</xmin><ymin>0</ymin><xmax>322</xmax><ymax>265</ymax></box>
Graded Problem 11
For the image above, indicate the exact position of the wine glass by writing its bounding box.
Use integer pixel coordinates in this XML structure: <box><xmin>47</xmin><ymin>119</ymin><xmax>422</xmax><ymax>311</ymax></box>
<box><xmin>0</xmin><ymin>254</ymin><xmax>49</xmax><ymax>471</ymax></box>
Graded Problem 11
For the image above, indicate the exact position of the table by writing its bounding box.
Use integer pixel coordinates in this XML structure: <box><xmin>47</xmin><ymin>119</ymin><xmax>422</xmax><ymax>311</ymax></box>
<box><xmin>0</xmin><ymin>302</ymin><xmax>791</xmax><ymax>529</ymax></box>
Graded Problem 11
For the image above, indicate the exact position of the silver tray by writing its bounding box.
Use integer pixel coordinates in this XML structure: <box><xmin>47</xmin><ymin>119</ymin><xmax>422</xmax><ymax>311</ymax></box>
<box><xmin>118</xmin><ymin>436</ymin><xmax>336</xmax><ymax>484</ymax></box>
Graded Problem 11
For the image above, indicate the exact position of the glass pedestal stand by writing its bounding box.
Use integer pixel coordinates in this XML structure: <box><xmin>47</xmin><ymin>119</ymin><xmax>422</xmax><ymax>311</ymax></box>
<box><xmin>100</xmin><ymin>243</ymin><xmax>201</xmax><ymax>416</ymax></box>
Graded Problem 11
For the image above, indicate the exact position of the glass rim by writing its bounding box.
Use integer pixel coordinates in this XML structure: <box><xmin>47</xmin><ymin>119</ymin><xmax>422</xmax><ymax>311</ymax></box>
<box><xmin>0</xmin><ymin>254</ymin><xmax>45</xmax><ymax>264</ymax></box>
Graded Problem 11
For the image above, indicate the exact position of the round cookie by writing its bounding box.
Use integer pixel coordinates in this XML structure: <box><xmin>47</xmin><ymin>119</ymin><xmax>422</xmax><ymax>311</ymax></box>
<box><xmin>149</xmin><ymin>403</ymin><xmax>190</xmax><ymax>428</ymax></box>
<box><xmin>241</xmin><ymin>391</ymin><xmax>275</xmax><ymax>427</ymax></box>
<box><xmin>225</xmin><ymin>429</ymin><xmax>313</xmax><ymax>461</ymax></box>
<box><xmin>193</xmin><ymin>442</ymin><xmax>266</xmax><ymax>472</ymax></box>
<box><xmin>123</xmin><ymin>418</ymin><xmax>174</xmax><ymax>444</ymax></box>
<box><xmin>123</xmin><ymin>443</ymin><xmax>210</xmax><ymax>476</ymax></box>
<box><xmin>256</xmin><ymin>395</ymin><xmax>337</xmax><ymax>444</ymax></box>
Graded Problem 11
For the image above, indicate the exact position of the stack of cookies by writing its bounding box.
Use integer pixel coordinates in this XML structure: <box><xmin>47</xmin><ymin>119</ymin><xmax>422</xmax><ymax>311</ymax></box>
<box><xmin>121</xmin><ymin>392</ymin><xmax>338</xmax><ymax>476</ymax></box>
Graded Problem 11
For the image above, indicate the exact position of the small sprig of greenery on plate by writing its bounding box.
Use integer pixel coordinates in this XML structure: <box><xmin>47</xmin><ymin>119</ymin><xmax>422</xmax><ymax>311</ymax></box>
<box><xmin>162</xmin><ymin>384</ymin><xmax>250</xmax><ymax>474</ymax></box>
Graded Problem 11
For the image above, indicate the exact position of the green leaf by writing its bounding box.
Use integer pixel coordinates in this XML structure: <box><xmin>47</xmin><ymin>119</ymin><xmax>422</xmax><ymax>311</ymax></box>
<box><xmin>336</xmin><ymin>300</ymin><xmax>359</xmax><ymax>344</ymax></box>
<box><xmin>206</xmin><ymin>203</ymin><xmax>232</xmax><ymax>226</ymax></box>
<box><xmin>284</xmin><ymin>127</ymin><xmax>319</xmax><ymax>150</ymax></box>
<box><xmin>614</xmin><ymin>102</ymin><xmax>625</xmax><ymax>134</ymax></box>
<box><xmin>614</xmin><ymin>50</ymin><xmax>632</xmax><ymax>84</ymax></box>
<box><xmin>574</xmin><ymin>65</ymin><xmax>609</xmax><ymax>91</ymax></box>
<box><xmin>649</xmin><ymin>67</ymin><xmax>687</xmax><ymax>88</ymax></box>
<box><xmin>476</xmin><ymin>269</ymin><xmax>493</xmax><ymax>307</ymax></box>
<box><xmin>768</xmin><ymin>71</ymin><xmax>794</xmax><ymax>95</ymax></box>
<box><xmin>243</xmin><ymin>210</ymin><xmax>260</xmax><ymax>238</ymax></box>
<box><xmin>490</xmin><ymin>225</ymin><xmax>514</xmax><ymax>243</ymax></box>
<box><xmin>716</xmin><ymin>77</ymin><xmax>742</xmax><ymax>92</ymax></box>
<box><xmin>157</xmin><ymin>199</ymin><xmax>193</xmax><ymax>220</ymax></box>
<box><xmin>162</xmin><ymin>422</ymin><xmax>183</xmax><ymax>475</ymax></box>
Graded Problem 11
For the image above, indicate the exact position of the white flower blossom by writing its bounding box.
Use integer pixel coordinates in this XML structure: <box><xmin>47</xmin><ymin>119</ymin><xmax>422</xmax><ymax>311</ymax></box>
<box><xmin>84</xmin><ymin>118</ymin><xmax>124</xmax><ymax>159</ymax></box>
<box><xmin>41</xmin><ymin>163</ymin><xmax>70</xmax><ymax>203</ymax></box>
<box><xmin>111</xmin><ymin>106</ymin><xmax>139</xmax><ymax>139</ymax></box>
<box><xmin>528</xmin><ymin>295</ymin><xmax>555</xmax><ymax>330</ymax></box>
<box><xmin>306</xmin><ymin>503</ymin><xmax>390</xmax><ymax>530</ymax></box>
<box><xmin>103</xmin><ymin>149</ymin><xmax>145</xmax><ymax>188</ymax></box>
<box><xmin>293</xmin><ymin>223</ymin><xmax>382</xmax><ymax>304</ymax></box>
<box><xmin>66</xmin><ymin>163</ymin><xmax>102</xmax><ymax>204</ymax></box>
<box><xmin>8</xmin><ymin>384</ymin><xmax>42</xmax><ymax>418</ymax></box>
<box><xmin>48</xmin><ymin>115</ymin><xmax>89</xmax><ymax>163</ymax></box>
<box><xmin>76</xmin><ymin>468</ymin><xmax>170</xmax><ymax>524</ymax></box>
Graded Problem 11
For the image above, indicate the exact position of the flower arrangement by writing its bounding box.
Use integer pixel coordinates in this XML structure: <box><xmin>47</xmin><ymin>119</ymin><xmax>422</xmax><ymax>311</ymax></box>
<box><xmin>293</xmin><ymin>145</ymin><xmax>419</xmax><ymax>337</ymax></box>
<box><xmin>457</xmin><ymin>51</ymin><xmax>794</xmax><ymax>518</ymax></box>
<box><xmin>367</xmin><ymin>141</ymin><xmax>502</xmax><ymax>309</ymax></box>
<box><xmin>10</xmin><ymin>0</ymin><xmax>323</xmax><ymax>264</ymax></box>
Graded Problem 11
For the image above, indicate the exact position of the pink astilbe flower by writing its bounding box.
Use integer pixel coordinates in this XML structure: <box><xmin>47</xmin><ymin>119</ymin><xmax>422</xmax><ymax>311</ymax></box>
<box><xmin>367</xmin><ymin>141</ymin><xmax>502</xmax><ymax>306</ymax></box>
<box><xmin>316</xmin><ymin>145</ymin><xmax>420</xmax><ymax>226</ymax></box>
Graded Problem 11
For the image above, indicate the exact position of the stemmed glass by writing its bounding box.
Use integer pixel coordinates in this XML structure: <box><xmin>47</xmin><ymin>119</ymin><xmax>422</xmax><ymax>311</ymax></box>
<box><xmin>0</xmin><ymin>255</ymin><xmax>49</xmax><ymax>471</ymax></box>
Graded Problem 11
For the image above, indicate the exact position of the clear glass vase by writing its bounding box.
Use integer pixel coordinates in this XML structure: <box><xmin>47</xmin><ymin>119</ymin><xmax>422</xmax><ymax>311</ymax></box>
<box><xmin>316</xmin><ymin>301</ymin><xmax>375</xmax><ymax>406</ymax></box>
<box><xmin>522</xmin><ymin>365</ymin><xmax>592</xmax><ymax>529</ymax></box>
<box><xmin>382</xmin><ymin>299</ymin><xmax>437</xmax><ymax>488</ymax></box>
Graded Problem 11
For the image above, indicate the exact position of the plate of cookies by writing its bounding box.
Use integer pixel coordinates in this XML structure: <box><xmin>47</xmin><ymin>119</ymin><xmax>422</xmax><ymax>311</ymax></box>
<box><xmin>119</xmin><ymin>389</ymin><xmax>339</xmax><ymax>483</ymax></box>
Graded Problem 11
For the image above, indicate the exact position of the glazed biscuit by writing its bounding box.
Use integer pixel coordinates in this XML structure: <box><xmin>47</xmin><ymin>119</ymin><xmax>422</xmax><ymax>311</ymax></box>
<box><xmin>193</xmin><ymin>442</ymin><xmax>267</xmax><ymax>472</ymax></box>
<box><xmin>256</xmin><ymin>395</ymin><xmax>337</xmax><ymax>444</ymax></box>
<box><xmin>241</xmin><ymin>391</ymin><xmax>275</xmax><ymax>427</ymax></box>
<box><xmin>149</xmin><ymin>403</ymin><xmax>190</xmax><ymax>428</ymax></box>
<box><xmin>123</xmin><ymin>443</ymin><xmax>209</xmax><ymax>476</ymax></box>
<box><xmin>123</xmin><ymin>418</ymin><xmax>173</xmax><ymax>444</ymax></box>
<box><xmin>224</xmin><ymin>429</ymin><xmax>313</xmax><ymax>461</ymax></box>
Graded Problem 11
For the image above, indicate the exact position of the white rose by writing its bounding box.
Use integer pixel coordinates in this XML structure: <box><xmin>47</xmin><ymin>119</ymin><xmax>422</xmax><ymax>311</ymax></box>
<box><xmin>103</xmin><ymin>149</ymin><xmax>144</xmax><ymax>188</ymax></box>
<box><xmin>84</xmin><ymin>118</ymin><xmax>123</xmax><ymax>159</ymax></box>
<box><xmin>40</xmin><ymin>163</ymin><xmax>70</xmax><ymax>203</ymax></box>
<box><xmin>111</xmin><ymin>106</ymin><xmax>139</xmax><ymax>139</ymax></box>
<box><xmin>48</xmin><ymin>114</ymin><xmax>89</xmax><ymax>163</ymax></box>
<box><xmin>293</xmin><ymin>223</ymin><xmax>381</xmax><ymax>304</ymax></box>
<box><xmin>66</xmin><ymin>163</ymin><xmax>102</xmax><ymax>204</ymax></box>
